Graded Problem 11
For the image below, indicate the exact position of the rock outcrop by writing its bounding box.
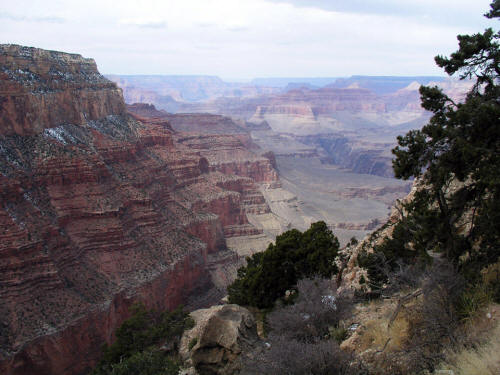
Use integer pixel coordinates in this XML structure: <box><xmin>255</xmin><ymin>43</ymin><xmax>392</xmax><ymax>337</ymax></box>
<box><xmin>338</xmin><ymin>181</ymin><xmax>420</xmax><ymax>291</ymax></box>
<box><xmin>180</xmin><ymin>304</ymin><xmax>258</xmax><ymax>375</ymax></box>
<box><xmin>126</xmin><ymin>102</ymin><xmax>168</xmax><ymax>118</ymax></box>
<box><xmin>0</xmin><ymin>44</ymin><xmax>126</xmax><ymax>136</ymax></box>
<box><xmin>163</xmin><ymin>113</ymin><xmax>248</xmax><ymax>135</ymax></box>
<box><xmin>0</xmin><ymin>46</ymin><xmax>278</xmax><ymax>375</ymax></box>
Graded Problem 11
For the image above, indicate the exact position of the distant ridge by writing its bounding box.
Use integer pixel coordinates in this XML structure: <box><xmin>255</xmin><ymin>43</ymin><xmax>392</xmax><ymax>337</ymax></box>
<box><xmin>328</xmin><ymin>75</ymin><xmax>446</xmax><ymax>95</ymax></box>
<box><xmin>250</xmin><ymin>77</ymin><xmax>341</xmax><ymax>88</ymax></box>
<box><xmin>107</xmin><ymin>74</ymin><xmax>451</xmax><ymax>107</ymax></box>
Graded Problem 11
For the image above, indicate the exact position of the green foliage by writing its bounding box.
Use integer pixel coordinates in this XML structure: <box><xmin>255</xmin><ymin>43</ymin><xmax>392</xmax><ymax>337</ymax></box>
<box><xmin>358</xmin><ymin>205</ymin><xmax>432</xmax><ymax>292</ymax></box>
<box><xmin>456</xmin><ymin>285</ymin><xmax>492</xmax><ymax>322</ymax></box>
<box><xmin>297</xmin><ymin>221</ymin><xmax>340</xmax><ymax>277</ymax></box>
<box><xmin>92</xmin><ymin>303</ymin><xmax>193</xmax><ymax>375</ymax></box>
<box><xmin>331</xmin><ymin>326</ymin><xmax>349</xmax><ymax>344</ymax></box>
<box><xmin>188</xmin><ymin>337</ymin><xmax>198</xmax><ymax>351</ymax></box>
<box><xmin>348</xmin><ymin>237</ymin><xmax>359</xmax><ymax>247</ymax></box>
<box><xmin>390</xmin><ymin>0</ymin><xmax>500</xmax><ymax>277</ymax></box>
<box><xmin>227</xmin><ymin>221</ymin><xmax>340</xmax><ymax>308</ymax></box>
<box><xmin>100</xmin><ymin>350</ymin><xmax>179</xmax><ymax>375</ymax></box>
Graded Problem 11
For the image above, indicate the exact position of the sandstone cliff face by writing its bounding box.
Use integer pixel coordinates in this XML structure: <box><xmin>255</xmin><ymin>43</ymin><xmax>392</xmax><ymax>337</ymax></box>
<box><xmin>0</xmin><ymin>44</ymin><xmax>126</xmax><ymax>136</ymax></box>
<box><xmin>0</xmin><ymin>46</ymin><xmax>277</xmax><ymax>375</ymax></box>
<box><xmin>126</xmin><ymin>102</ymin><xmax>168</xmax><ymax>119</ymax></box>
<box><xmin>164</xmin><ymin>113</ymin><xmax>248</xmax><ymax>135</ymax></box>
<box><xmin>174</xmin><ymin>87</ymin><xmax>389</xmax><ymax>123</ymax></box>
<box><xmin>273</xmin><ymin>87</ymin><xmax>386</xmax><ymax>114</ymax></box>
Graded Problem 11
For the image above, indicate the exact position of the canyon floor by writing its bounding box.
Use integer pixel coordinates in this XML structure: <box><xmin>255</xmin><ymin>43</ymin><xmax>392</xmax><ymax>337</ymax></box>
<box><xmin>271</xmin><ymin>156</ymin><xmax>410</xmax><ymax>244</ymax></box>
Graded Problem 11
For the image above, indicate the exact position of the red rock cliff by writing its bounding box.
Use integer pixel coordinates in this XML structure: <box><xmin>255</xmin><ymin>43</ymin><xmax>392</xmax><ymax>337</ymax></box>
<box><xmin>0</xmin><ymin>44</ymin><xmax>126</xmax><ymax>136</ymax></box>
<box><xmin>0</xmin><ymin>46</ymin><xmax>276</xmax><ymax>375</ymax></box>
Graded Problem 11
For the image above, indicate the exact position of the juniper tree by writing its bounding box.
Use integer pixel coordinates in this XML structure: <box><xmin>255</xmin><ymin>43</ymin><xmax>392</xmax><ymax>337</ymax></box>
<box><xmin>391</xmin><ymin>0</ymin><xmax>500</xmax><ymax>275</ymax></box>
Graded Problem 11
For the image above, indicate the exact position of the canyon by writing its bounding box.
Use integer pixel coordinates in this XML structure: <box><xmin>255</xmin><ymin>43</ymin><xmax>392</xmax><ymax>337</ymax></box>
<box><xmin>111</xmin><ymin>74</ymin><xmax>471</xmax><ymax>181</ymax></box>
<box><xmin>0</xmin><ymin>45</ymin><xmax>279</xmax><ymax>375</ymax></box>
<box><xmin>125</xmin><ymin>102</ymin><xmax>412</xmax><ymax>245</ymax></box>
<box><xmin>113</xmin><ymin>73</ymin><xmax>472</xmax><ymax>246</ymax></box>
<box><xmin>0</xmin><ymin>46</ymin><xmax>466</xmax><ymax>375</ymax></box>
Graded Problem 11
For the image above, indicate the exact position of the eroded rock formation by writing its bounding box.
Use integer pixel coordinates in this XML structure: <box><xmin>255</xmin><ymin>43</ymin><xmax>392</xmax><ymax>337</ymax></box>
<box><xmin>0</xmin><ymin>45</ymin><xmax>277</xmax><ymax>375</ymax></box>
<box><xmin>0</xmin><ymin>44</ymin><xmax>126</xmax><ymax>136</ymax></box>
<box><xmin>294</xmin><ymin>133</ymin><xmax>397</xmax><ymax>177</ymax></box>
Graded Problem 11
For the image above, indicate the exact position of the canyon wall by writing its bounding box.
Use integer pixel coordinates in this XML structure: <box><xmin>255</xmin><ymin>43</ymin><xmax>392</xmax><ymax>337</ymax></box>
<box><xmin>294</xmin><ymin>134</ymin><xmax>395</xmax><ymax>177</ymax></box>
<box><xmin>0</xmin><ymin>44</ymin><xmax>126</xmax><ymax>136</ymax></box>
<box><xmin>0</xmin><ymin>45</ymin><xmax>277</xmax><ymax>375</ymax></box>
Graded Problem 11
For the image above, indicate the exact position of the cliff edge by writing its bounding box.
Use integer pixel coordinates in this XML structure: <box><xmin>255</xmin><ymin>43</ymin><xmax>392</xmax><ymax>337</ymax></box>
<box><xmin>0</xmin><ymin>44</ymin><xmax>126</xmax><ymax>136</ymax></box>
<box><xmin>0</xmin><ymin>46</ymin><xmax>277</xmax><ymax>375</ymax></box>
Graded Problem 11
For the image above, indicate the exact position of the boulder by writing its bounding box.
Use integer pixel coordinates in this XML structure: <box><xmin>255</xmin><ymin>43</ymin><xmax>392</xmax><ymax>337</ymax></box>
<box><xmin>180</xmin><ymin>304</ymin><xmax>258</xmax><ymax>375</ymax></box>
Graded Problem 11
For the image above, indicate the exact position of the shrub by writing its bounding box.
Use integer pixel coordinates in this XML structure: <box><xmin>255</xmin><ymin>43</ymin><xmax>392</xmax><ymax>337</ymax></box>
<box><xmin>402</xmin><ymin>262</ymin><xmax>466</xmax><ymax>373</ymax></box>
<box><xmin>267</xmin><ymin>278</ymin><xmax>352</xmax><ymax>343</ymax></box>
<box><xmin>243</xmin><ymin>278</ymin><xmax>365</xmax><ymax>375</ymax></box>
<box><xmin>102</xmin><ymin>350</ymin><xmax>179</xmax><ymax>375</ymax></box>
<box><xmin>241</xmin><ymin>277</ymin><xmax>361</xmax><ymax>374</ymax></box>
<box><xmin>456</xmin><ymin>285</ymin><xmax>491</xmax><ymax>322</ymax></box>
<box><xmin>188</xmin><ymin>337</ymin><xmax>198</xmax><ymax>351</ymax></box>
<box><xmin>331</xmin><ymin>326</ymin><xmax>349</xmax><ymax>344</ymax></box>
<box><xmin>348</xmin><ymin>237</ymin><xmax>359</xmax><ymax>246</ymax></box>
<box><xmin>247</xmin><ymin>336</ymin><xmax>358</xmax><ymax>375</ymax></box>
<box><xmin>92</xmin><ymin>304</ymin><xmax>193</xmax><ymax>375</ymax></box>
<box><xmin>228</xmin><ymin>221</ymin><xmax>340</xmax><ymax>308</ymax></box>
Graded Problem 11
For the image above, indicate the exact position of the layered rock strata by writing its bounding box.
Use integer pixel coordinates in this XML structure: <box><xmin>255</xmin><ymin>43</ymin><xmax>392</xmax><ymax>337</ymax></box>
<box><xmin>0</xmin><ymin>46</ymin><xmax>278</xmax><ymax>375</ymax></box>
<box><xmin>0</xmin><ymin>44</ymin><xmax>126</xmax><ymax>136</ymax></box>
<box><xmin>294</xmin><ymin>134</ymin><xmax>396</xmax><ymax>177</ymax></box>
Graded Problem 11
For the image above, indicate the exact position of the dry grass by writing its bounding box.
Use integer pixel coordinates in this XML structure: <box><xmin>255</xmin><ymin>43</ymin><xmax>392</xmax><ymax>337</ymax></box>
<box><xmin>357</xmin><ymin>310</ymin><xmax>410</xmax><ymax>353</ymax></box>
<box><xmin>438</xmin><ymin>304</ymin><xmax>500</xmax><ymax>375</ymax></box>
<box><xmin>481</xmin><ymin>261</ymin><xmax>500</xmax><ymax>285</ymax></box>
<box><xmin>345</xmin><ymin>297</ymin><xmax>412</xmax><ymax>354</ymax></box>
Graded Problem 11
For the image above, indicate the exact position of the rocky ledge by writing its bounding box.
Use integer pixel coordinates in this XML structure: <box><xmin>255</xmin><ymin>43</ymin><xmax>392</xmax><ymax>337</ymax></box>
<box><xmin>0</xmin><ymin>44</ymin><xmax>126</xmax><ymax>136</ymax></box>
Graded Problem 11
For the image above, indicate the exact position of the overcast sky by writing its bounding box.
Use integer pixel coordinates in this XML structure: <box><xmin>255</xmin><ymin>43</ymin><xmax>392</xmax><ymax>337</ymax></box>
<box><xmin>0</xmin><ymin>0</ymin><xmax>496</xmax><ymax>80</ymax></box>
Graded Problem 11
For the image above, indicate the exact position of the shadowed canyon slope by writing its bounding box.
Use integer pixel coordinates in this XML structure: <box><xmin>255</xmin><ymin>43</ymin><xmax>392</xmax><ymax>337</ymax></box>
<box><xmin>0</xmin><ymin>45</ymin><xmax>278</xmax><ymax>375</ymax></box>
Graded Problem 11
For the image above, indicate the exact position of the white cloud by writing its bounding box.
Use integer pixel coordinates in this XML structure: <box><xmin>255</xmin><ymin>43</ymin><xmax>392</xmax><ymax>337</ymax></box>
<box><xmin>0</xmin><ymin>13</ymin><xmax>65</xmax><ymax>23</ymax></box>
<box><xmin>0</xmin><ymin>0</ymin><xmax>496</xmax><ymax>78</ymax></box>
<box><xmin>119</xmin><ymin>18</ymin><xmax>167</xmax><ymax>29</ymax></box>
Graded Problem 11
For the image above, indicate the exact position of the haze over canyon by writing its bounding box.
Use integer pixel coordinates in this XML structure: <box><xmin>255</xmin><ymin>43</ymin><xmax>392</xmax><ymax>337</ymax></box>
<box><xmin>110</xmin><ymin>73</ymin><xmax>471</xmax><ymax>243</ymax></box>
